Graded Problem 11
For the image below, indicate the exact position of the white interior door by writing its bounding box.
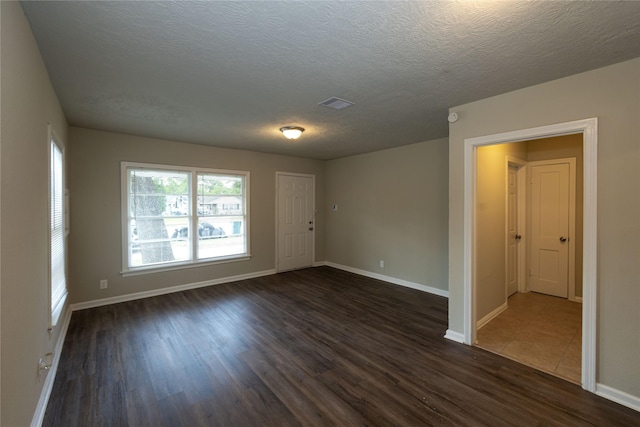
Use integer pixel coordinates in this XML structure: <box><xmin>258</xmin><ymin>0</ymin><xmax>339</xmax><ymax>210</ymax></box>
<box><xmin>529</xmin><ymin>160</ymin><xmax>575</xmax><ymax>298</ymax></box>
<box><xmin>506</xmin><ymin>164</ymin><xmax>519</xmax><ymax>296</ymax></box>
<box><xmin>276</xmin><ymin>173</ymin><xmax>314</xmax><ymax>271</ymax></box>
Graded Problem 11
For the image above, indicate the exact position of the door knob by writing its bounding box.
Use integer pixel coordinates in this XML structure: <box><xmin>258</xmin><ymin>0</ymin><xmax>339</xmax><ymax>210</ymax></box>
<box><xmin>309</xmin><ymin>227</ymin><xmax>314</xmax><ymax>231</ymax></box>
<box><xmin>515</xmin><ymin>234</ymin><xmax>522</xmax><ymax>240</ymax></box>
<box><xmin>559</xmin><ymin>236</ymin><xmax>567</xmax><ymax>242</ymax></box>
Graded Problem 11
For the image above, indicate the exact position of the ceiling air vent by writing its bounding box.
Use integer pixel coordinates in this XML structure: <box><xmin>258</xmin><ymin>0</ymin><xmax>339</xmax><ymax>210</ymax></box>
<box><xmin>318</xmin><ymin>97</ymin><xmax>355</xmax><ymax>110</ymax></box>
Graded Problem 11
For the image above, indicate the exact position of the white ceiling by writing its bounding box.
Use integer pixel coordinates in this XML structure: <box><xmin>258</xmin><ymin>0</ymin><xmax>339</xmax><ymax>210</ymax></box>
<box><xmin>21</xmin><ymin>1</ymin><xmax>640</xmax><ymax>160</ymax></box>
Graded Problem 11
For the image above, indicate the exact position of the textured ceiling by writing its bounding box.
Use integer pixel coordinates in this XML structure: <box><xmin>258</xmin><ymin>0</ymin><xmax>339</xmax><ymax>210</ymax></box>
<box><xmin>20</xmin><ymin>1</ymin><xmax>640</xmax><ymax>160</ymax></box>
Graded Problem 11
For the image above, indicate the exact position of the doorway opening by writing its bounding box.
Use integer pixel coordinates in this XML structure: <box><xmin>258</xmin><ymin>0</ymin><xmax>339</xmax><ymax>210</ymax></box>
<box><xmin>462</xmin><ymin>118</ymin><xmax>598</xmax><ymax>391</ymax></box>
<box><xmin>475</xmin><ymin>143</ymin><xmax>582</xmax><ymax>383</ymax></box>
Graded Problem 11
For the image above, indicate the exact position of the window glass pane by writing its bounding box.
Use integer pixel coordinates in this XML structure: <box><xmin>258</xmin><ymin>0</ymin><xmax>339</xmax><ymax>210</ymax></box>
<box><xmin>196</xmin><ymin>217</ymin><xmax>246</xmax><ymax>260</ymax></box>
<box><xmin>197</xmin><ymin>174</ymin><xmax>244</xmax><ymax>215</ymax></box>
<box><xmin>128</xmin><ymin>168</ymin><xmax>191</xmax><ymax>267</ymax></box>
<box><xmin>50</xmin><ymin>141</ymin><xmax>66</xmax><ymax>313</ymax></box>
<box><xmin>197</xmin><ymin>173</ymin><xmax>246</xmax><ymax>260</ymax></box>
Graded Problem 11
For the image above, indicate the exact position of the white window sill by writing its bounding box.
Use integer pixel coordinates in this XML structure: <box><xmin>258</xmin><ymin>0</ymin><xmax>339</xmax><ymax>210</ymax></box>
<box><xmin>121</xmin><ymin>254</ymin><xmax>251</xmax><ymax>277</ymax></box>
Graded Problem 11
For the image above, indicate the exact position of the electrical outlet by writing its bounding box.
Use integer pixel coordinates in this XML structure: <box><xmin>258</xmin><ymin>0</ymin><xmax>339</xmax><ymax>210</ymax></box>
<box><xmin>99</xmin><ymin>279</ymin><xmax>108</xmax><ymax>289</ymax></box>
<box><xmin>379</xmin><ymin>260</ymin><xmax>384</xmax><ymax>268</ymax></box>
<box><xmin>38</xmin><ymin>352</ymin><xmax>53</xmax><ymax>373</ymax></box>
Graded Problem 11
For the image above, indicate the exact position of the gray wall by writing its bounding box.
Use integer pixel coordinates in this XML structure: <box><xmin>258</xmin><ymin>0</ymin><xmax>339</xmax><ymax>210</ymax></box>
<box><xmin>68</xmin><ymin>127</ymin><xmax>325</xmax><ymax>303</ymax></box>
<box><xmin>1</xmin><ymin>2</ymin><xmax>69</xmax><ymax>425</ymax></box>
<box><xmin>448</xmin><ymin>58</ymin><xmax>640</xmax><ymax>397</ymax></box>
<box><xmin>325</xmin><ymin>139</ymin><xmax>449</xmax><ymax>292</ymax></box>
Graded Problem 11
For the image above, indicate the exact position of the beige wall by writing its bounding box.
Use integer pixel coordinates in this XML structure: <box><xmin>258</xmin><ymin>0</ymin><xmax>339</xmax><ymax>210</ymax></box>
<box><xmin>325</xmin><ymin>139</ymin><xmax>449</xmax><ymax>292</ymax></box>
<box><xmin>1</xmin><ymin>2</ymin><xmax>69</xmax><ymax>425</ymax></box>
<box><xmin>449</xmin><ymin>58</ymin><xmax>640</xmax><ymax>397</ymax></box>
<box><xmin>68</xmin><ymin>127</ymin><xmax>325</xmax><ymax>303</ymax></box>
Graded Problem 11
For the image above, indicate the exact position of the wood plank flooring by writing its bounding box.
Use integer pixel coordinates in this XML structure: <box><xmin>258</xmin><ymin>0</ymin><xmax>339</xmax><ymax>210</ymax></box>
<box><xmin>44</xmin><ymin>267</ymin><xmax>639</xmax><ymax>426</ymax></box>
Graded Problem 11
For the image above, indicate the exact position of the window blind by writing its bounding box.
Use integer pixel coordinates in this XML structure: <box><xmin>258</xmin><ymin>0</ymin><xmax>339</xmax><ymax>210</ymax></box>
<box><xmin>50</xmin><ymin>140</ymin><xmax>67</xmax><ymax>324</ymax></box>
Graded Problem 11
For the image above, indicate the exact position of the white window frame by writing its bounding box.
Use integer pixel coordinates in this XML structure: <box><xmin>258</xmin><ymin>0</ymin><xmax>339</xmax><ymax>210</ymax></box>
<box><xmin>121</xmin><ymin>162</ymin><xmax>250</xmax><ymax>276</ymax></box>
<box><xmin>49</xmin><ymin>125</ymin><xmax>68</xmax><ymax>328</ymax></box>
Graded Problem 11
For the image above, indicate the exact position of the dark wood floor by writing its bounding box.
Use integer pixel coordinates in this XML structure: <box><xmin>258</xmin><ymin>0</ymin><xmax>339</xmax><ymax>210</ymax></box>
<box><xmin>44</xmin><ymin>267</ymin><xmax>638</xmax><ymax>426</ymax></box>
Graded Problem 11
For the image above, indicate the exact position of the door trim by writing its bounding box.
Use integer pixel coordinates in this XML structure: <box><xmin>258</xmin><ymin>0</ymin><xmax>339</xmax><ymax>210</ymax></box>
<box><xmin>463</xmin><ymin>118</ymin><xmax>597</xmax><ymax>392</ymax></box>
<box><xmin>275</xmin><ymin>172</ymin><xmax>316</xmax><ymax>272</ymax></box>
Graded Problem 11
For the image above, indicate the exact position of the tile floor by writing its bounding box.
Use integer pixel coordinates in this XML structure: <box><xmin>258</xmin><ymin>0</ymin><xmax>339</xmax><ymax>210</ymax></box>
<box><xmin>476</xmin><ymin>292</ymin><xmax>582</xmax><ymax>384</ymax></box>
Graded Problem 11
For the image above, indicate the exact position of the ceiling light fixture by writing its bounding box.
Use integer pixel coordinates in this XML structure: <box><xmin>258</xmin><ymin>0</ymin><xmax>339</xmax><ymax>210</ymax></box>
<box><xmin>280</xmin><ymin>126</ymin><xmax>305</xmax><ymax>140</ymax></box>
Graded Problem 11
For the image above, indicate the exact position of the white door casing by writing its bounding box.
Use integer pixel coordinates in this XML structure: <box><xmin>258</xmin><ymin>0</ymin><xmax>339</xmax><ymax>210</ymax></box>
<box><xmin>528</xmin><ymin>159</ymin><xmax>576</xmax><ymax>298</ymax></box>
<box><xmin>276</xmin><ymin>172</ymin><xmax>315</xmax><ymax>272</ymax></box>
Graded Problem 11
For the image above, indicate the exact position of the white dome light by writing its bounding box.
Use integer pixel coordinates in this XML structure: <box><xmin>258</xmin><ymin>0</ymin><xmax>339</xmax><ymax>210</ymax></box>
<box><xmin>280</xmin><ymin>126</ymin><xmax>305</xmax><ymax>139</ymax></box>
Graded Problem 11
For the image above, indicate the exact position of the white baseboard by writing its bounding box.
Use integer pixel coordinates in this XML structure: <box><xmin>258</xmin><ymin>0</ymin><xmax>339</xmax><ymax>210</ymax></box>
<box><xmin>324</xmin><ymin>262</ymin><xmax>449</xmax><ymax>298</ymax></box>
<box><xmin>444</xmin><ymin>329</ymin><xmax>465</xmax><ymax>343</ymax></box>
<box><xmin>477</xmin><ymin>301</ymin><xmax>508</xmax><ymax>330</ymax></box>
<box><xmin>30</xmin><ymin>304</ymin><xmax>72</xmax><ymax>427</ymax></box>
<box><xmin>71</xmin><ymin>269</ymin><xmax>276</xmax><ymax>311</ymax></box>
<box><xmin>596</xmin><ymin>383</ymin><xmax>640</xmax><ymax>413</ymax></box>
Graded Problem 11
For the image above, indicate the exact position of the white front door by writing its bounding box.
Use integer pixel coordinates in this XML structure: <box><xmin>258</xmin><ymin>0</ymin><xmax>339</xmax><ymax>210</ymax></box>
<box><xmin>528</xmin><ymin>160</ymin><xmax>575</xmax><ymax>298</ymax></box>
<box><xmin>276</xmin><ymin>173</ymin><xmax>315</xmax><ymax>271</ymax></box>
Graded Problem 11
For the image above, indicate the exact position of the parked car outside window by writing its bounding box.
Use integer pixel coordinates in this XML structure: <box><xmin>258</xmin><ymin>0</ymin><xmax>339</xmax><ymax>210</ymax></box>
<box><xmin>171</xmin><ymin>222</ymin><xmax>226</xmax><ymax>239</ymax></box>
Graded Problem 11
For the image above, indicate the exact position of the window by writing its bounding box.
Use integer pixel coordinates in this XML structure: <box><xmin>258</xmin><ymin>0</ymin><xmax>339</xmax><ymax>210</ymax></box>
<box><xmin>122</xmin><ymin>162</ymin><xmax>250</xmax><ymax>274</ymax></box>
<box><xmin>49</xmin><ymin>128</ymin><xmax>67</xmax><ymax>327</ymax></box>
